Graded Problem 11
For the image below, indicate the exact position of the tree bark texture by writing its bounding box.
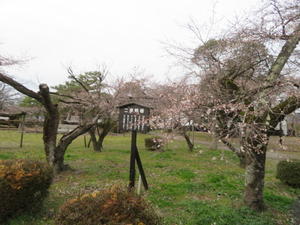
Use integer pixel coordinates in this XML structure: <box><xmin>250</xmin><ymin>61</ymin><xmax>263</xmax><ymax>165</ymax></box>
<box><xmin>183</xmin><ymin>132</ymin><xmax>194</xmax><ymax>151</ymax></box>
<box><xmin>266</xmin><ymin>24</ymin><xmax>300</xmax><ymax>83</ymax></box>
<box><xmin>244</xmin><ymin>141</ymin><xmax>267</xmax><ymax>211</ymax></box>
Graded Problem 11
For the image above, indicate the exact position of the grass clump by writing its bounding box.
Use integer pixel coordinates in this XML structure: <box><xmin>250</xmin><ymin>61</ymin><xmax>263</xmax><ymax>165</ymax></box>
<box><xmin>56</xmin><ymin>185</ymin><xmax>161</xmax><ymax>225</ymax></box>
<box><xmin>0</xmin><ymin>159</ymin><xmax>53</xmax><ymax>223</ymax></box>
<box><xmin>276</xmin><ymin>160</ymin><xmax>300</xmax><ymax>188</ymax></box>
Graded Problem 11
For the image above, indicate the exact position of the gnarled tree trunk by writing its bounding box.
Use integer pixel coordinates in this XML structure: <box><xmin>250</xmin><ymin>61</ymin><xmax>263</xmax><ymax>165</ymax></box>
<box><xmin>89</xmin><ymin>126</ymin><xmax>102</xmax><ymax>152</ymax></box>
<box><xmin>0</xmin><ymin>74</ymin><xmax>98</xmax><ymax>174</ymax></box>
<box><xmin>89</xmin><ymin>119</ymin><xmax>115</xmax><ymax>152</ymax></box>
<box><xmin>51</xmin><ymin>124</ymin><xmax>95</xmax><ymax>173</ymax></box>
<box><xmin>40</xmin><ymin>84</ymin><xmax>60</xmax><ymax>169</ymax></box>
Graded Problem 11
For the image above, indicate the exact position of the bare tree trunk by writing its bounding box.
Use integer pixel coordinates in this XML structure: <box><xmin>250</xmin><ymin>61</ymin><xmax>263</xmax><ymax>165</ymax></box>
<box><xmin>98</xmin><ymin>129</ymin><xmax>108</xmax><ymax>150</ymax></box>
<box><xmin>41</xmin><ymin>84</ymin><xmax>97</xmax><ymax>174</ymax></box>
<box><xmin>244</xmin><ymin>141</ymin><xmax>267</xmax><ymax>211</ymax></box>
<box><xmin>52</xmin><ymin>146</ymin><xmax>66</xmax><ymax>173</ymax></box>
<box><xmin>89</xmin><ymin>126</ymin><xmax>102</xmax><ymax>152</ymax></box>
<box><xmin>43</xmin><ymin>112</ymin><xmax>59</xmax><ymax>166</ymax></box>
<box><xmin>182</xmin><ymin>131</ymin><xmax>194</xmax><ymax>151</ymax></box>
<box><xmin>89</xmin><ymin>119</ymin><xmax>115</xmax><ymax>152</ymax></box>
<box><xmin>39</xmin><ymin>84</ymin><xmax>64</xmax><ymax>173</ymax></box>
<box><xmin>52</xmin><ymin>124</ymin><xmax>95</xmax><ymax>173</ymax></box>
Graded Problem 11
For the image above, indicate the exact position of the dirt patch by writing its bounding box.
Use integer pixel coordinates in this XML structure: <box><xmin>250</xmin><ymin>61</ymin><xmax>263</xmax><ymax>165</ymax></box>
<box><xmin>193</xmin><ymin>139</ymin><xmax>300</xmax><ymax>161</ymax></box>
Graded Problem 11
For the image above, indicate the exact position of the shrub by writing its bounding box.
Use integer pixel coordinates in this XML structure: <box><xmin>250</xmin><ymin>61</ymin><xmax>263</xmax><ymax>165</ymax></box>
<box><xmin>0</xmin><ymin>159</ymin><xmax>53</xmax><ymax>222</ymax></box>
<box><xmin>56</xmin><ymin>185</ymin><xmax>161</xmax><ymax>225</ymax></box>
<box><xmin>276</xmin><ymin>160</ymin><xmax>300</xmax><ymax>188</ymax></box>
<box><xmin>145</xmin><ymin>136</ymin><xmax>164</xmax><ymax>151</ymax></box>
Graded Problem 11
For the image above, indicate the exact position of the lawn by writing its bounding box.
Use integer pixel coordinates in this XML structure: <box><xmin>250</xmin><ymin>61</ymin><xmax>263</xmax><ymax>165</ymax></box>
<box><xmin>0</xmin><ymin>130</ymin><xmax>299</xmax><ymax>225</ymax></box>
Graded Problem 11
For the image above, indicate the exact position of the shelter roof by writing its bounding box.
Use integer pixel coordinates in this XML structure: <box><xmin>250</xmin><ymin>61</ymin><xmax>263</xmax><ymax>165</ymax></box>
<box><xmin>117</xmin><ymin>102</ymin><xmax>153</xmax><ymax>109</ymax></box>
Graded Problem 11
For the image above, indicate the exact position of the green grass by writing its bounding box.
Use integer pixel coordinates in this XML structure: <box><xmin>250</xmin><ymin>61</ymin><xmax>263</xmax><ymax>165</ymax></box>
<box><xmin>0</xmin><ymin>130</ymin><xmax>299</xmax><ymax>225</ymax></box>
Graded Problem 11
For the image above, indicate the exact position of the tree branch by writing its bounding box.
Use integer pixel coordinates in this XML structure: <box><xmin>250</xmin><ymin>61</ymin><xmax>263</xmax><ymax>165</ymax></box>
<box><xmin>67</xmin><ymin>67</ymin><xmax>90</xmax><ymax>93</ymax></box>
<box><xmin>0</xmin><ymin>73</ymin><xmax>42</xmax><ymax>102</ymax></box>
<box><xmin>58</xmin><ymin>99</ymin><xmax>83</xmax><ymax>105</ymax></box>
<box><xmin>57</xmin><ymin>114</ymin><xmax>100</xmax><ymax>150</ymax></box>
<box><xmin>220</xmin><ymin>138</ymin><xmax>238</xmax><ymax>153</ymax></box>
<box><xmin>266</xmin><ymin>24</ymin><xmax>300</xmax><ymax>82</ymax></box>
<box><xmin>269</xmin><ymin>95</ymin><xmax>300</xmax><ymax>128</ymax></box>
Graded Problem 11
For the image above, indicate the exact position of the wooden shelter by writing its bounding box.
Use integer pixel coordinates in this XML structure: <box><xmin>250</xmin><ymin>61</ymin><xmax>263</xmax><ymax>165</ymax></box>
<box><xmin>0</xmin><ymin>111</ymin><xmax>26</xmax><ymax>128</ymax></box>
<box><xmin>0</xmin><ymin>104</ymin><xmax>27</xmax><ymax>128</ymax></box>
<box><xmin>0</xmin><ymin>109</ymin><xmax>26</xmax><ymax>148</ymax></box>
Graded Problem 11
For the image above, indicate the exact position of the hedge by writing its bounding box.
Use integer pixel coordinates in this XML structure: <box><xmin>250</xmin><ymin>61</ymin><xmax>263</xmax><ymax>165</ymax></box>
<box><xmin>0</xmin><ymin>159</ymin><xmax>53</xmax><ymax>222</ymax></box>
<box><xmin>56</xmin><ymin>185</ymin><xmax>161</xmax><ymax>225</ymax></box>
<box><xmin>276</xmin><ymin>160</ymin><xmax>300</xmax><ymax>188</ymax></box>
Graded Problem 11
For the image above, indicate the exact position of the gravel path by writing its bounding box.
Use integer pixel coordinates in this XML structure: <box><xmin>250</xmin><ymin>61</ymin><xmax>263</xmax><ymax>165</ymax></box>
<box><xmin>192</xmin><ymin>139</ymin><xmax>300</xmax><ymax>161</ymax></box>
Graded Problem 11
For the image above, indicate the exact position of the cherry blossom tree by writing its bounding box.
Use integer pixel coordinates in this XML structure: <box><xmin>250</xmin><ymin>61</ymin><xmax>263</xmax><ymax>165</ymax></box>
<box><xmin>0</xmin><ymin>65</ymin><xmax>111</xmax><ymax>173</ymax></box>
<box><xmin>150</xmin><ymin>78</ymin><xmax>197</xmax><ymax>151</ymax></box>
<box><xmin>53</xmin><ymin>67</ymin><xmax>118</xmax><ymax>152</ymax></box>
<box><xmin>170</xmin><ymin>0</ymin><xmax>300</xmax><ymax>211</ymax></box>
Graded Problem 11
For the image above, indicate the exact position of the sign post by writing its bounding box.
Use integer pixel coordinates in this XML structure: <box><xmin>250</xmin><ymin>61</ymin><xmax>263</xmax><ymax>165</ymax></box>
<box><xmin>19</xmin><ymin>114</ymin><xmax>26</xmax><ymax>148</ymax></box>
<box><xmin>128</xmin><ymin>129</ymin><xmax>148</xmax><ymax>191</ymax></box>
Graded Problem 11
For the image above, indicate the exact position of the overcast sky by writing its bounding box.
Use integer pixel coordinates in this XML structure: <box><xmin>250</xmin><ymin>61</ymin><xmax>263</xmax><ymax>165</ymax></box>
<box><xmin>0</xmin><ymin>0</ymin><xmax>261</xmax><ymax>89</ymax></box>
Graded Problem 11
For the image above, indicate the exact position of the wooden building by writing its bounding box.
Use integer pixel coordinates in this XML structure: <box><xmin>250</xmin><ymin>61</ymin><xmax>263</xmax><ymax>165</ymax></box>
<box><xmin>117</xmin><ymin>103</ymin><xmax>152</xmax><ymax>133</ymax></box>
<box><xmin>0</xmin><ymin>111</ymin><xmax>26</xmax><ymax>128</ymax></box>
